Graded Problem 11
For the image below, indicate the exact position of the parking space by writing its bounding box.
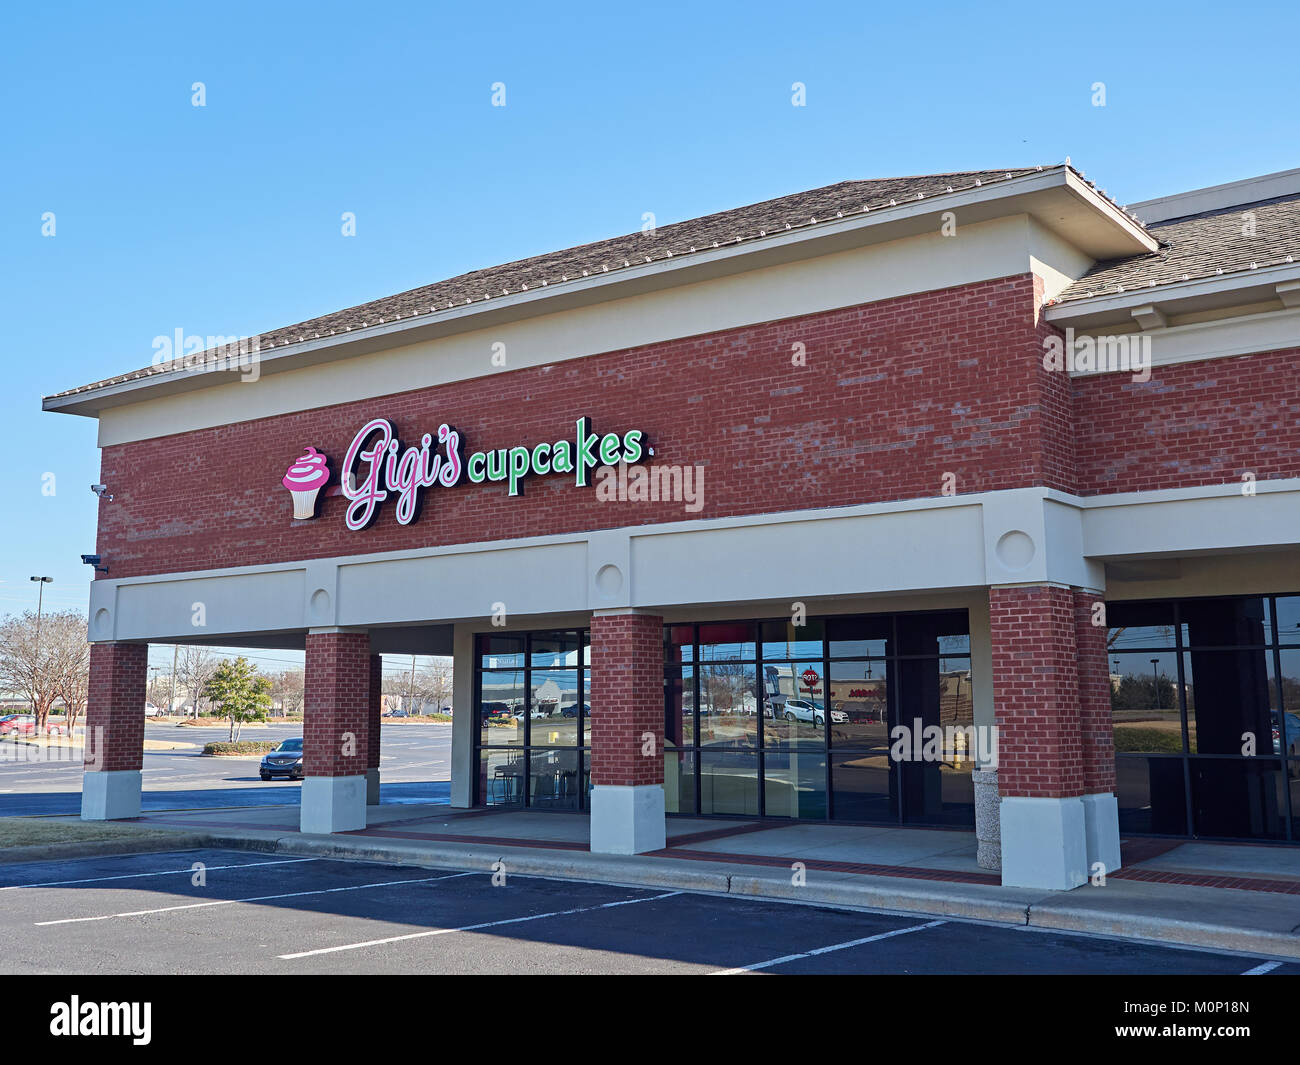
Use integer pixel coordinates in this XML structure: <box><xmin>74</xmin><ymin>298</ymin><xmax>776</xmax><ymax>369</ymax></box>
<box><xmin>2</xmin><ymin>849</ymin><xmax>1296</xmax><ymax>976</ymax></box>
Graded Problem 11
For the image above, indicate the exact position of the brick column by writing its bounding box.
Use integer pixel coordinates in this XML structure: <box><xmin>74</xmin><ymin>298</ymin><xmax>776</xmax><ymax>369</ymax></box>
<box><xmin>588</xmin><ymin>611</ymin><xmax>665</xmax><ymax>854</ymax></box>
<box><xmin>1073</xmin><ymin>587</ymin><xmax>1122</xmax><ymax>875</ymax></box>
<box><xmin>301</xmin><ymin>630</ymin><xmax>371</xmax><ymax>834</ymax></box>
<box><xmin>366</xmin><ymin>653</ymin><xmax>383</xmax><ymax>804</ymax></box>
<box><xmin>989</xmin><ymin>585</ymin><xmax>1088</xmax><ymax>889</ymax></box>
<box><xmin>82</xmin><ymin>642</ymin><xmax>148</xmax><ymax>820</ymax></box>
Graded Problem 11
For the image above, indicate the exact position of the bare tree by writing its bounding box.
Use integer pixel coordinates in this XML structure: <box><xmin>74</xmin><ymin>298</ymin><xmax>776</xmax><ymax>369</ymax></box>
<box><xmin>45</xmin><ymin>613</ymin><xmax>90</xmax><ymax>734</ymax></box>
<box><xmin>176</xmin><ymin>646</ymin><xmax>219</xmax><ymax>717</ymax></box>
<box><xmin>0</xmin><ymin>611</ymin><xmax>59</xmax><ymax>729</ymax></box>
<box><xmin>417</xmin><ymin>663</ymin><xmax>453</xmax><ymax>713</ymax></box>
<box><xmin>270</xmin><ymin>669</ymin><xmax>305</xmax><ymax>716</ymax></box>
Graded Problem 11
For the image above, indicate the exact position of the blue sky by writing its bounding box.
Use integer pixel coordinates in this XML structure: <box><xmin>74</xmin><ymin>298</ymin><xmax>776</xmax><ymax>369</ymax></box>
<box><xmin>2</xmin><ymin>0</ymin><xmax>1296</xmax><ymax>673</ymax></box>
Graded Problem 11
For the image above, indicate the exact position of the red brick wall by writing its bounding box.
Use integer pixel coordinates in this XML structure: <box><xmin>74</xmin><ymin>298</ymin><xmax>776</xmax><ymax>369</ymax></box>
<box><xmin>367</xmin><ymin>654</ymin><xmax>382</xmax><ymax>771</ymax></box>
<box><xmin>589</xmin><ymin>613</ymin><xmax>664</xmax><ymax>787</ymax></box>
<box><xmin>990</xmin><ymin>585</ymin><xmax>1084</xmax><ymax>799</ymax></box>
<box><xmin>85</xmin><ymin>642</ymin><xmax>147</xmax><ymax>773</ymax></box>
<box><xmin>1072</xmin><ymin>588</ymin><xmax>1117</xmax><ymax>793</ymax></box>
<box><xmin>96</xmin><ymin>274</ymin><xmax>1070</xmax><ymax>579</ymax></box>
<box><xmin>1072</xmin><ymin>347</ymin><xmax>1300</xmax><ymax>494</ymax></box>
<box><xmin>303</xmin><ymin>632</ymin><xmax>371</xmax><ymax>777</ymax></box>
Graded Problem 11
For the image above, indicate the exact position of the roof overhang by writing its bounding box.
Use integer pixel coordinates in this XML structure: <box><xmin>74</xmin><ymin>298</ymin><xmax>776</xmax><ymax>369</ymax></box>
<box><xmin>45</xmin><ymin>165</ymin><xmax>1156</xmax><ymax>420</ymax></box>
<box><xmin>1045</xmin><ymin>259</ymin><xmax>1300</xmax><ymax>329</ymax></box>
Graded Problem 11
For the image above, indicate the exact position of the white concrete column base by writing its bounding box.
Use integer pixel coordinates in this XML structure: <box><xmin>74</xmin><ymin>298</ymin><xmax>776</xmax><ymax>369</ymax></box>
<box><xmin>300</xmin><ymin>775</ymin><xmax>368</xmax><ymax>834</ymax></box>
<box><xmin>590</xmin><ymin>784</ymin><xmax>666</xmax><ymax>855</ymax></box>
<box><xmin>366</xmin><ymin>768</ymin><xmax>381</xmax><ymax>805</ymax></box>
<box><xmin>81</xmin><ymin>770</ymin><xmax>142</xmax><ymax>821</ymax></box>
<box><xmin>1081</xmin><ymin>791</ymin><xmax>1122</xmax><ymax>876</ymax></box>
<box><xmin>999</xmin><ymin>795</ymin><xmax>1087</xmax><ymax>890</ymax></box>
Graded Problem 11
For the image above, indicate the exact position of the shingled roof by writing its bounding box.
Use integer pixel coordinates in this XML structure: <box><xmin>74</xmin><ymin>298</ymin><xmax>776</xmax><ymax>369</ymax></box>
<box><xmin>46</xmin><ymin>167</ymin><xmax>1048</xmax><ymax>401</ymax></box>
<box><xmin>1054</xmin><ymin>191</ymin><xmax>1300</xmax><ymax>303</ymax></box>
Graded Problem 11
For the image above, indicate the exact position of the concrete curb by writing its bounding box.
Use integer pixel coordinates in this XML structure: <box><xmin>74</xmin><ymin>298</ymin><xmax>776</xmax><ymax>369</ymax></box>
<box><xmin>1028</xmin><ymin>906</ymin><xmax>1300</xmax><ymax>960</ymax></box>
<box><xmin>0</xmin><ymin>833</ymin><xmax>217</xmax><ymax>865</ymax></box>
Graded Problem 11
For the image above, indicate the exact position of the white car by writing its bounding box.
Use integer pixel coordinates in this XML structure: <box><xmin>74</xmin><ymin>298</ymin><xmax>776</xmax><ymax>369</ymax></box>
<box><xmin>144</xmin><ymin>702</ymin><xmax>162</xmax><ymax>717</ymax></box>
<box><xmin>780</xmin><ymin>699</ymin><xmax>847</xmax><ymax>726</ymax></box>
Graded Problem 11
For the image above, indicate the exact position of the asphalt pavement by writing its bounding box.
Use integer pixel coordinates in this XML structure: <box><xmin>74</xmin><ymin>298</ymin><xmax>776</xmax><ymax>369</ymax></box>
<box><xmin>0</xmin><ymin>722</ymin><xmax>451</xmax><ymax>815</ymax></box>
<box><xmin>3</xmin><ymin>847</ymin><xmax>1296</xmax><ymax>975</ymax></box>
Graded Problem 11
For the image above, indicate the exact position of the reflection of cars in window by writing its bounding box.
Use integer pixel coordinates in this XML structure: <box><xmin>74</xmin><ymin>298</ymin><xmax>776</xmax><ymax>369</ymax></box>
<box><xmin>480</xmin><ymin>701</ymin><xmax>513</xmax><ymax>722</ymax></box>
<box><xmin>559</xmin><ymin>703</ymin><xmax>590</xmax><ymax>717</ymax></box>
<box><xmin>780</xmin><ymin>699</ymin><xmax>847</xmax><ymax>726</ymax></box>
<box><xmin>1273</xmin><ymin>712</ymin><xmax>1300</xmax><ymax>773</ymax></box>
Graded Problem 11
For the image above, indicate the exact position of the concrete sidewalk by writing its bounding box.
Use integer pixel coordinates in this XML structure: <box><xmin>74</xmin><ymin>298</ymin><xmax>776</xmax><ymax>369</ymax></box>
<box><xmin>31</xmin><ymin>803</ymin><xmax>1300</xmax><ymax>961</ymax></box>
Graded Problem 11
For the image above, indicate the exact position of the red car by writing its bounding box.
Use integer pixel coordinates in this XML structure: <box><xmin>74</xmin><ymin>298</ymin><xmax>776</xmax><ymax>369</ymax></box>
<box><xmin>0</xmin><ymin>715</ymin><xmax>68</xmax><ymax>736</ymax></box>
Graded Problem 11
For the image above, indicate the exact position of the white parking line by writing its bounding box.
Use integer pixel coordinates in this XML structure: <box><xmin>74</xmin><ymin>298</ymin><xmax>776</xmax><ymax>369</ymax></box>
<box><xmin>1241</xmin><ymin>960</ymin><xmax>1282</xmax><ymax>975</ymax></box>
<box><xmin>711</xmin><ymin>919</ymin><xmax>948</xmax><ymax>974</ymax></box>
<box><xmin>2</xmin><ymin>857</ymin><xmax>319</xmax><ymax>891</ymax></box>
<box><xmin>279</xmin><ymin>890</ymin><xmax>683</xmax><ymax>959</ymax></box>
<box><xmin>35</xmin><ymin>871</ymin><xmax>474</xmax><ymax>925</ymax></box>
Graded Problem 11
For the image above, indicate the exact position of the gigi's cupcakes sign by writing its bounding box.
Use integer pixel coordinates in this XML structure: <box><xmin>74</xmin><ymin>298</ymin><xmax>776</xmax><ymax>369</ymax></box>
<box><xmin>282</xmin><ymin>415</ymin><xmax>652</xmax><ymax>531</ymax></box>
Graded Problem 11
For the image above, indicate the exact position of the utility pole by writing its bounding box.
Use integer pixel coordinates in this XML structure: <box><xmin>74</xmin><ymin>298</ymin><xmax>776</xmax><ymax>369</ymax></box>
<box><xmin>170</xmin><ymin>644</ymin><xmax>179</xmax><ymax>715</ymax></box>
<box><xmin>409</xmin><ymin>655</ymin><xmax>418</xmax><ymax>715</ymax></box>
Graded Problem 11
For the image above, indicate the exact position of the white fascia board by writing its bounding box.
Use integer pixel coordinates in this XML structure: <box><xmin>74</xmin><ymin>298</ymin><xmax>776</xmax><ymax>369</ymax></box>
<box><xmin>45</xmin><ymin>167</ymin><xmax>1151</xmax><ymax>419</ymax></box>
<box><xmin>1045</xmin><ymin>260</ymin><xmax>1300</xmax><ymax>327</ymax></box>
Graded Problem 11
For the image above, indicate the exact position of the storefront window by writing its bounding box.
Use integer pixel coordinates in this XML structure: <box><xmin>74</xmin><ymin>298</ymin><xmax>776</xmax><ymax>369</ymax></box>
<box><xmin>670</xmin><ymin>609</ymin><xmax>973</xmax><ymax>827</ymax></box>
<box><xmin>1111</xmin><ymin>595</ymin><xmax>1300</xmax><ymax>841</ymax></box>
<box><xmin>474</xmin><ymin>629</ymin><xmax>589</xmax><ymax>809</ymax></box>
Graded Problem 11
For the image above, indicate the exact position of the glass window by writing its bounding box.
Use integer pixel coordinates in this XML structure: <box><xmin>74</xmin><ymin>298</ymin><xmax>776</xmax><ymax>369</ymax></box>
<box><xmin>761</xmin><ymin>660</ymin><xmax>825</xmax><ymax>749</ymax></box>
<box><xmin>479</xmin><ymin>669</ymin><xmax>525</xmax><ymax>747</ymax></box>
<box><xmin>579</xmin><ymin>670</ymin><xmax>592</xmax><ymax>746</ymax></box>
<box><xmin>665</xmin><ymin>625</ymin><xmax>694</xmax><ymax>664</ymax></box>
<box><xmin>1116</xmin><ymin>756</ymin><xmax>1188</xmax><ymax>835</ymax></box>
<box><xmin>1188</xmin><ymin>758</ymin><xmax>1287</xmax><ymax>840</ymax></box>
<box><xmin>896</xmin><ymin>611</ymin><xmax>969</xmax><ymax>656</ymax></box>
<box><xmin>764</xmin><ymin>751</ymin><xmax>828</xmax><ymax>819</ymax></box>
<box><xmin>1180</xmin><ymin>596</ymin><xmax>1271</xmax><ymax>648</ymax></box>
<box><xmin>478</xmin><ymin>633</ymin><xmax>525</xmax><ymax>670</ymax></box>
<box><xmin>698</xmin><ymin>622</ymin><xmax>756</xmax><ymax>662</ymax></box>
<box><xmin>698</xmin><ymin>663</ymin><xmax>758</xmax><ymax>747</ymax></box>
<box><xmin>826</xmin><ymin>659</ymin><xmax>889</xmax><ymax>749</ymax></box>
<box><xmin>665</xmin><ymin>664</ymin><xmax>695</xmax><ymax>747</ymax></box>
<box><xmin>530</xmin><ymin>630</ymin><xmax>580</xmax><ymax>667</ymax></box>
<box><xmin>827</xmin><ymin>615</ymin><xmax>890</xmax><ymax>658</ymax></box>
<box><xmin>760</xmin><ymin>619</ymin><xmax>825</xmax><ymax>662</ymax></box>
<box><xmin>830</xmin><ymin>748</ymin><xmax>895</xmax><ymax>823</ymax></box>
<box><xmin>1106</xmin><ymin>601</ymin><xmax>1177</xmax><ymax>650</ymax></box>
<box><xmin>480</xmin><ymin>750</ymin><xmax>525</xmax><ymax>807</ymax></box>
<box><xmin>529</xmin><ymin>749</ymin><xmax>580</xmax><ymax>811</ymax></box>
<box><xmin>1109</xmin><ymin>651</ymin><xmax>1184</xmax><ymax>755</ymax></box>
<box><xmin>1275</xmin><ymin>597</ymin><xmax>1300</xmax><ymax>646</ymax></box>
<box><xmin>1183</xmin><ymin>648</ymin><xmax>1273</xmax><ymax>756</ymax></box>
<box><xmin>664</xmin><ymin>748</ymin><xmax>697</xmax><ymax>815</ymax></box>
<box><xmin>698</xmin><ymin>751</ymin><xmax>759</xmax><ymax>816</ymax></box>
<box><xmin>1278</xmin><ymin>651</ymin><xmax>1300</xmax><ymax>761</ymax></box>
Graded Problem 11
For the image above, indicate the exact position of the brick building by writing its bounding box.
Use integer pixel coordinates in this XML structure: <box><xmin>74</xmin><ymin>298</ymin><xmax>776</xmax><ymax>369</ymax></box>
<box><xmin>44</xmin><ymin>164</ymin><xmax>1300</xmax><ymax>889</ymax></box>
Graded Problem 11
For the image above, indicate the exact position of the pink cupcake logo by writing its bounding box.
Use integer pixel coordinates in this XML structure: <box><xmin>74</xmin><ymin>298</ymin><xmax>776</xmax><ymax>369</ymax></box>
<box><xmin>282</xmin><ymin>447</ymin><xmax>330</xmax><ymax>519</ymax></box>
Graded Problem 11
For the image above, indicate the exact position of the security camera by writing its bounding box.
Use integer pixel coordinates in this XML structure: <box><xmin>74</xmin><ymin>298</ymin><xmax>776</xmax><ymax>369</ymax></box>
<box><xmin>80</xmin><ymin>554</ymin><xmax>108</xmax><ymax>574</ymax></box>
<box><xmin>90</xmin><ymin>484</ymin><xmax>114</xmax><ymax>501</ymax></box>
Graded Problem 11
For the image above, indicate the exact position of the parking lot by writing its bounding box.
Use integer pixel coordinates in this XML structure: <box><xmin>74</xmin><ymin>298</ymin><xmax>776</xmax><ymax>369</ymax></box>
<box><xmin>0</xmin><ymin>722</ymin><xmax>451</xmax><ymax>815</ymax></box>
<box><xmin>2</xmin><ymin>847</ymin><xmax>1296</xmax><ymax>975</ymax></box>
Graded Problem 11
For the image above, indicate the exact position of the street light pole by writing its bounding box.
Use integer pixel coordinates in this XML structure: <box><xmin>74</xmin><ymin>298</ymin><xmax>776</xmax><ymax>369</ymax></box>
<box><xmin>1150</xmin><ymin>658</ymin><xmax>1160</xmax><ymax>710</ymax></box>
<box><xmin>29</xmin><ymin>577</ymin><xmax>52</xmax><ymax>723</ymax></box>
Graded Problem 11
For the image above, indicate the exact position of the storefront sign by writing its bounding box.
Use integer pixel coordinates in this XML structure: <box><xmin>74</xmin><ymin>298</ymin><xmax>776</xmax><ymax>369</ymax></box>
<box><xmin>282</xmin><ymin>416</ymin><xmax>651</xmax><ymax>530</ymax></box>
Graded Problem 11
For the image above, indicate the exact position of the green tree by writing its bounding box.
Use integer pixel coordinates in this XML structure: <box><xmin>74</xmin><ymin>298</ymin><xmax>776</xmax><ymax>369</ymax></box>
<box><xmin>203</xmin><ymin>657</ymin><xmax>273</xmax><ymax>741</ymax></box>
